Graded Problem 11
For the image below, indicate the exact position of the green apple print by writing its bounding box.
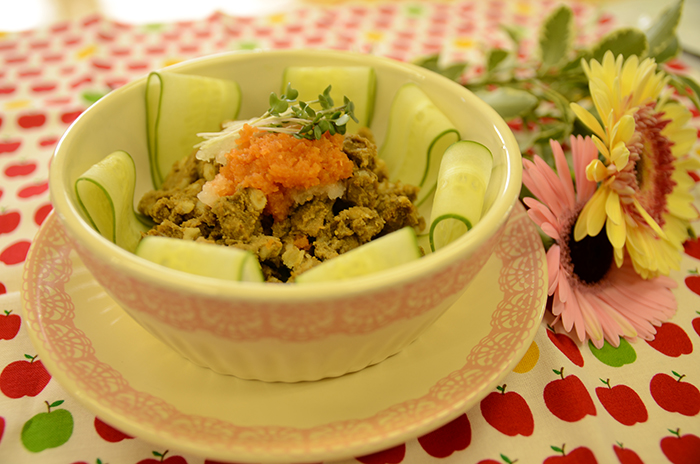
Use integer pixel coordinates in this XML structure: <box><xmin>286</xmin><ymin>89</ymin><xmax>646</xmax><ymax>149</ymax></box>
<box><xmin>589</xmin><ymin>338</ymin><xmax>636</xmax><ymax>367</ymax></box>
<box><xmin>21</xmin><ymin>400</ymin><xmax>74</xmax><ymax>452</ymax></box>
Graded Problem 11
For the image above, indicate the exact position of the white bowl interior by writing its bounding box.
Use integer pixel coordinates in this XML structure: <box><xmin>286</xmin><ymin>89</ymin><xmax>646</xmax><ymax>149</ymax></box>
<box><xmin>50</xmin><ymin>49</ymin><xmax>521</xmax><ymax>297</ymax></box>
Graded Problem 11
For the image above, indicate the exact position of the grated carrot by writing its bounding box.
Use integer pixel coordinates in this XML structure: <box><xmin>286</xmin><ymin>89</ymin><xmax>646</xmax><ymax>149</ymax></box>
<box><xmin>212</xmin><ymin>124</ymin><xmax>353</xmax><ymax>221</ymax></box>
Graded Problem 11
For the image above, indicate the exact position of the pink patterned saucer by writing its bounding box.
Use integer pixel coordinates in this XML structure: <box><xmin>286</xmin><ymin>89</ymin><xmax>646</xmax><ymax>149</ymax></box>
<box><xmin>21</xmin><ymin>203</ymin><xmax>546</xmax><ymax>463</ymax></box>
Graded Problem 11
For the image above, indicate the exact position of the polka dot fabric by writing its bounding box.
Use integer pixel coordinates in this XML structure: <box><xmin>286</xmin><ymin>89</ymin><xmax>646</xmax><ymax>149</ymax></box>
<box><xmin>1</xmin><ymin>1</ymin><xmax>699</xmax><ymax>463</ymax></box>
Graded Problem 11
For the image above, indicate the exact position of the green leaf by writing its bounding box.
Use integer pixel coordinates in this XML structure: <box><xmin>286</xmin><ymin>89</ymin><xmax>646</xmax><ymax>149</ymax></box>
<box><xmin>440</xmin><ymin>63</ymin><xmax>468</xmax><ymax>81</ymax></box>
<box><xmin>531</xmin><ymin>125</ymin><xmax>570</xmax><ymax>147</ymax></box>
<box><xmin>654</xmin><ymin>35</ymin><xmax>681</xmax><ymax>63</ymax></box>
<box><xmin>487</xmin><ymin>49</ymin><xmax>510</xmax><ymax>73</ymax></box>
<box><xmin>413</xmin><ymin>54</ymin><xmax>466</xmax><ymax>81</ymax></box>
<box><xmin>500</xmin><ymin>454</ymin><xmax>513</xmax><ymax>464</ymax></box>
<box><xmin>413</xmin><ymin>54</ymin><xmax>440</xmax><ymax>71</ymax></box>
<box><xmin>82</xmin><ymin>90</ymin><xmax>108</xmax><ymax>105</ymax></box>
<box><xmin>284</xmin><ymin>83</ymin><xmax>298</xmax><ymax>100</ymax></box>
<box><xmin>668</xmin><ymin>74</ymin><xmax>700</xmax><ymax>112</ymax></box>
<box><xmin>538</xmin><ymin>86</ymin><xmax>574</xmax><ymax>123</ymax></box>
<box><xmin>539</xmin><ymin>5</ymin><xmax>574</xmax><ymax>69</ymax></box>
<box><xmin>591</xmin><ymin>28</ymin><xmax>648</xmax><ymax>62</ymax></box>
<box><xmin>551</xmin><ymin>445</ymin><xmax>564</xmax><ymax>453</ymax></box>
<box><xmin>50</xmin><ymin>400</ymin><xmax>65</xmax><ymax>408</ymax></box>
<box><xmin>24</xmin><ymin>354</ymin><xmax>35</xmax><ymax>360</ymax></box>
<box><xmin>646</xmin><ymin>0</ymin><xmax>683</xmax><ymax>58</ymax></box>
<box><xmin>501</xmin><ymin>24</ymin><xmax>525</xmax><ymax>47</ymax></box>
<box><xmin>474</xmin><ymin>87</ymin><xmax>539</xmax><ymax>119</ymax></box>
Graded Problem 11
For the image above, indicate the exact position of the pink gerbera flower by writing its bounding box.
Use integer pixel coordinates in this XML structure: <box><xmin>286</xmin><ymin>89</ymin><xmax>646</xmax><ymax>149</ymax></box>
<box><xmin>522</xmin><ymin>135</ymin><xmax>677</xmax><ymax>347</ymax></box>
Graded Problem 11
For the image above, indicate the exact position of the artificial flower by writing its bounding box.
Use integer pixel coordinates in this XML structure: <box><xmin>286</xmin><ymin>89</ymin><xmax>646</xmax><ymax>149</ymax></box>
<box><xmin>523</xmin><ymin>135</ymin><xmax>677</xmax><ymax>347</ymax></box>
<box><xmin>570</xmin><ymin>51</ymin><xmax>699</xmax><ymax>278</ymax></box>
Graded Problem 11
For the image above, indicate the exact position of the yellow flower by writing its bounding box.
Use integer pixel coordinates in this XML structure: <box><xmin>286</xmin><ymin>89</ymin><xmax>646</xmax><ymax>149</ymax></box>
<box><xmin>571</xmin><ymin>51</ymin><xmax>699</xmax><ymax>278</ymax></box>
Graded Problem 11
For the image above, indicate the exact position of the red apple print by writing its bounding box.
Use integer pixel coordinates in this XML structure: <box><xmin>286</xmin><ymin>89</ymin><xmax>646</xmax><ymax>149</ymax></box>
<box><xmin>17</xmin><ymin>112</ymin><xmax>46</xmax><ymax>129</ymax></box>
<box><xmin>106</xmin><ymin>78</ymin><xmax>128</xmax><ymax>89</ymax></box>
<box><xmin>60</xmin><ymin>110</ymin><xmax>83</xmax><ymax>124</ymax></box>
<box><xmin>646</xmin><ymin>322</ymin><xmax>693</xmax><ymax>357</ymax></box>
<box><xmin>356</xmin><ymin>443</ymin><xmax>405</xmax><ymax>464</ymax></box>
<box><xmin>685</xmin><ymin>270</ymin><xmax>700</xmax><ymax>295</ymax></box>
<box><xmin>0</xmin><ymin>416</ymin><xmax>4</xmax><ymax>443</ymax></box>
<box><xmin>18</xmin><ymin>69</ymin><xmax>41</xmax><ymax>78</ymax></box>
<box><xmin>34</xmin><ymin>203</ymin><xmax>53</xmax><ymax>226</ymax></box>
<box><xmin>650</xmin><ymin>372</ymin><xmax>700</xmax><ymax>416</ymax></box>
<box><xmin>683</xmin><ymin>238</ymin><xmax>700</xmax><ymax>259</ymax></box>
<box><xmin>0</xmin><ymin>282</ymin><xmax>6</xmax><ymax>294</ymax></box>
<box><xmin>0</xmin><ymin>354</ymin><xmax>51</xmax><ymax>398</ymax></box>
<box><xmin>0</xmin><ymin>240</ymin><xmax>32</xmax><ymax>265</ymax></box>
<box><xmin>4</xmin><ymin>161</ymin><xmax>37</xmax><ymax>177</ymax></box>
<box><xmin>0</xmin><ymin>310</ymin><xmax>21</xmax><ymax>340</ymax></box>
<box><xmin>544</xmin><ymin>444</ymin><xmax>598</xmax><ymax>464</ymax></box>
<box><xmin>417</xmin><ymin>413</ymin><xmax>471</xmax><ymax>458</ymax></box>
<box><xmin>0</xmin><ymin>85</ymin><xmax>16</xmax><ymax>95</ymax></box>
<box><xmin>613</xmin><ymin>443</ymin><xmax>643</xmax><ymax>464</ymax></box>
<box><xmin>38</xmin><ymin>135</ymin><xmax>59</xmax><ymax>147</ymax></box>
<box><xmin>17</xmin><ymin>181</ymin><xmax>49</xmax><ymax>198</ymax></box>
<box><xmin>595</xmin><ymin>379</ymin><xmax>647</xmax><ymax>425</ymax></box>
<box><xmin>693</xmin><ymin>312</ymin><xmax>700</xmax><ymax>337</ymax></box>
<box><xmin>94</xmin><ymin>417</ymin><xmax>133</xmax><ymax>442</ymax></box>
<box><xmin>477</xmin><ymin>456</ymin><xmax>516</xmax><ymax>464</ymax></box>
<box><xmin>0</xmin><ymin>210</ymin><xmax>21</xmax><ymax>234</ymax></box>
<box><xmin>547</xmin><ymin>326</ymin><xmax>584</xmax><ymax>367</ymax></box>
<box><xmin>661</xmin><ymin>429</ymin><xmax>700</xmax><ymax>464</ymax></box>
<box><xmin>31</xmin><ymin>82</ymin><xmax>56</xmax><ymax>93</ymax></box>
<box><xmin>480</xmin><ymin>384</ymin><xmax>534</xmax><ymax>436</ymax></box>
<box><xmin>91</xmin><ymin>58</ymin><xmax>113</xmax><ymax>70</ymax></box>
<box><xmin>0</xmin><ymin>139</ymin><xmax>21</xmax><ymax>154</ymax></box>
<box><xmin>137</xmin><ymin>450</ymin><xmax>189</xmax><ymax>464</ymax></box>
<box><xmin>544</xmin><ymin>367</ymin><xmax>596</xmax><ymax>422</ymax></box>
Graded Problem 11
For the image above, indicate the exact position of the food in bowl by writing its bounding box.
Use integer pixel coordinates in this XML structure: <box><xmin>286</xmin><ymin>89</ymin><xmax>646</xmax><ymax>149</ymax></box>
<box><xmin>76</xmin><ymin>68</ymin><xmax>491</xmax><ymax>284</ymax></box>
<box><xmin>49</xmin><ymin>50</ymin><xmax>522</xmax><ymax>382</ymax></box>
<box><xmin>136</xmin><ymin>85</ymin><xmax>425</xmax><ymax>282</ymax></box>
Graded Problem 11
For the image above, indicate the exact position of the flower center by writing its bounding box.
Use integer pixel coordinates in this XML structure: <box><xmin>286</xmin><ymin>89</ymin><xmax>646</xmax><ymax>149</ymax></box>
<box><xmin>620</xmin><ymin>103</ymin><xmax>676</xmax><ymax>226</ymax></box>
<box><xmin>561</xmin><ymin>208</ymin><xmax>614</xmax><ymax>286</ymax></box>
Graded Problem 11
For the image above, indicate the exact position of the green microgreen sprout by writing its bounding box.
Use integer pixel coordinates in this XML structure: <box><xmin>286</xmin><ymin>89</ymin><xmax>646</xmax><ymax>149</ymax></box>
<box><xmin>195</xmin><ymin>84</ymin><xmax>358</xmax><ymax>161</ymax></box>
<box><xmin>264</xmin><ymin>83</ymin><xmax>357</xmax><ymax>140</ymax></box>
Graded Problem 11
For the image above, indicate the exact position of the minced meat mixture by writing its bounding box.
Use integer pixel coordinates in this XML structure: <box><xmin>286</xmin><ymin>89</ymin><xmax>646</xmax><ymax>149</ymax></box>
<box><xmin>137</xmin><ymin>131</ymin><xmax>425</xmax><ymax>282</ymax></box>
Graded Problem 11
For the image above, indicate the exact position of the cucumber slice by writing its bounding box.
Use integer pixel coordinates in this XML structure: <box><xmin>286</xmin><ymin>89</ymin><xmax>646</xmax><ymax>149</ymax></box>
<box><xmin>146</xmin><ymin>71</ymin><xmax>241</xmax><ymax>188</ymax></box>
<box><xmin>75</xmin><ymin>150</ymin><xmax>150</xmax><ymax>253</ymax></box>
<box><xmin>295</xmin><ymin>227</ymin><xmax>420</xmax><ymax>283</ymax></box>
<box><xmin>281</xmin><ymin>66</ymin><xmax>376</xmax><ymax>133</ymax></box>
<box><xmin>378</xmin><ymin>83</ymin><xmax>460</xmax><ymax>206</ymax></box>
<box><xmin>136</xmin><ymin>236</ymin><xmax>264</xmax><ymax>283</ymax></box>
<box><xmin>429</xmin><ymin>140</ymin><xmax>493</xmax><ymax>252</ymax></box>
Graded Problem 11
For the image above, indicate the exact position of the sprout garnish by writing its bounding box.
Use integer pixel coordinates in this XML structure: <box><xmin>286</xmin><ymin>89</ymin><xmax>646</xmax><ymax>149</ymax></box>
<box><xmin>196</xmin><ymin>84</ymin><xmax>358</xmax><ymax>163</ymax></box>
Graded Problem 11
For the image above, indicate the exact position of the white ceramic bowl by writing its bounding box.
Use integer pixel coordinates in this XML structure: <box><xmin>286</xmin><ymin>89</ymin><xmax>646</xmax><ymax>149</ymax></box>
<box><xmin>49</xmin><ymin>49</ymin><xmax>522</xmax><ymax>382</ymax></box>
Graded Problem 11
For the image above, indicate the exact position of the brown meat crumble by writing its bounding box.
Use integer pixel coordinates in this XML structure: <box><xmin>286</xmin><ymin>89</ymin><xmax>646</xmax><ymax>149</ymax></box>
<box><xmin>137</xmin><ymin>131</ymin><xmax>425</xmax><ymax>282</ymax></box>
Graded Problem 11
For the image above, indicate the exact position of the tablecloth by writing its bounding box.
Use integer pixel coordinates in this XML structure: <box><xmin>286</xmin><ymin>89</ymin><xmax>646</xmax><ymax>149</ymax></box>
<box><xmin>1</xmin><ymin>1</ymin><xmax>699</xmax><ymax>463</ymax></box>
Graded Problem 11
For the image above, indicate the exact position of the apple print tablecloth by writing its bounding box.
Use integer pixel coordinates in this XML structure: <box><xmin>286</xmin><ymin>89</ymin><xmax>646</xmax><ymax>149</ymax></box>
<box><xmin>1</xmin><ymin>1</ymin><xmax>700</xmax><ymax>463</ymax></box>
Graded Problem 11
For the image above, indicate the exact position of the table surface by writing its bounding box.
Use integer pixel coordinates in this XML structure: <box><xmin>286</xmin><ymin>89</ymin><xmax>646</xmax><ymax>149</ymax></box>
<box><xmin>1</xmin><ymin>1</ymin><xmax>700</xmax><ymax>463</ymax></box>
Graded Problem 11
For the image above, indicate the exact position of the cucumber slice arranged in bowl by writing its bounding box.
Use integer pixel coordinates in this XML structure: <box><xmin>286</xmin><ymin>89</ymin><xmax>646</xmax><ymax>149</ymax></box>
<box><xmin>136</xmin><ymin>236</ymin><xmax>264</xmax><ymax>282</ymax></box>
<box><xmin>281</xmin><ymin>66</ymin><xmax>376</xmax><ymax>133</ymax></box>
<box><xmin>429</xmin><ymin>140</ymin><xmax>493</xmax><ymax>252</ymax></box>
<box><xmin>296</xmin><ymin>227</ymin><xmax>421</xmax><ymax>283</ymax></box>
<box><xmin>75</xmin><ymin>150</ymin><xmax>150</xmax><ymax>253</ymax></box>
<box><xmin>146</xmin><ymin>71</ymin><xmax>241</xmax><ymax>188</ymax></box>
<box><xmin>379</xmin><ymin>83</ymin><xmax>460</xmax><ymax>206</ymax></box>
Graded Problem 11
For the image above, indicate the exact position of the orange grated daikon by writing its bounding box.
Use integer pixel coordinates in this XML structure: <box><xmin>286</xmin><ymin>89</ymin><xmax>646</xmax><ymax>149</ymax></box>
<box><xmin>214</xmin><ymin>124</ymin><xmax>353</xmax><ymax>221</ymax></box>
